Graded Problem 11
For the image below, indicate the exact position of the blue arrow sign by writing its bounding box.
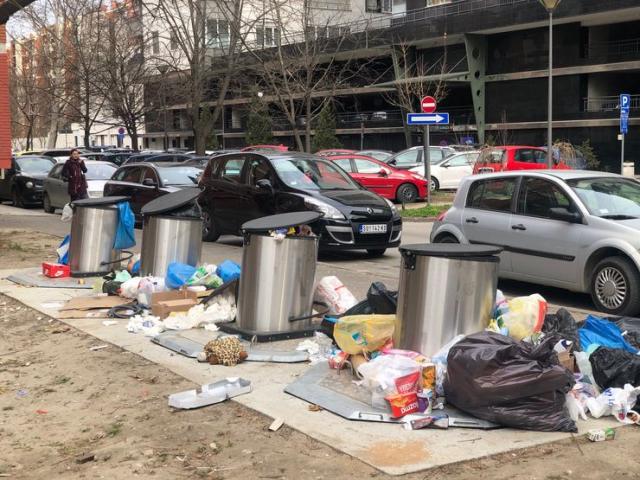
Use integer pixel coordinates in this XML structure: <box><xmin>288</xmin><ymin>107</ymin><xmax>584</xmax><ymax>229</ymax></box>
<box><xmin>407</xmin><ymin>113</ymin><xmax>450</xmax><ymax>125</ymax></box>
<box><xmin>621</xmin><ymin>93</ymin><xmax>631</xmax><ymax>116</ymax></box>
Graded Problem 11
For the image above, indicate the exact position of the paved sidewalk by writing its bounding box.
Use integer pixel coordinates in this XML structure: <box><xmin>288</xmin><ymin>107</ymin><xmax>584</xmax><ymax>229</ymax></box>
<box><xmin>0</xmin><ymin>203</ymin><xmax>50</xmax><ymax>216</ymax></box>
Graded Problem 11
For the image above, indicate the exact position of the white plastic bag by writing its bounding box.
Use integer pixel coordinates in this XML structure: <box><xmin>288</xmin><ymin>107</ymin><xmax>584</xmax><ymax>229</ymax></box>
<box><xmin>586</xmin><ymin>384</ymin><xmax>640</xmax><ymax>423</ymax></box>
<box><xmin>61</xmin><ymin>203</ymin><xmax>73</xmax><ymax>222</ymax></box>
<box><xmin>314</xmin><ymin>276</ymin><xmax>357</xmax><ymax>315</ymax></box>
<box><xmin>357</xmin><ymin>354</ymin><xmax>421</xmax><ymax>408</ymax></box>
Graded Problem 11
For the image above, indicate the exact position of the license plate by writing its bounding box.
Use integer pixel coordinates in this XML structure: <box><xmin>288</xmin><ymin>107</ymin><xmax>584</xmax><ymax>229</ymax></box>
<box><xmin>359</xmin><ymin>224</ymin><xmax>387</xmax><ymax>234</ymax></box>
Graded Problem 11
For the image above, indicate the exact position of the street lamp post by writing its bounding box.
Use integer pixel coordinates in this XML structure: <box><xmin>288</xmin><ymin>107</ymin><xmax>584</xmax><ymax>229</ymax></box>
<box><xmin>538</xmin><ymin>0</ymin><xmax>562</xmax><ymax>168</ymax></box>
<box><xmin>157</xmin><ymin>65</ymin><xmax>170</xmax><ymax>151</ymax></box>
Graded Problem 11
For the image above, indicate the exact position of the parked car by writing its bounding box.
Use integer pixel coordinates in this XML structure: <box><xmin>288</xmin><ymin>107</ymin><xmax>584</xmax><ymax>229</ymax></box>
<box><xmin>240</xmin><ymin>145</ymin><xmax>289</xmax><ymax>153</ymax></box>
<box><xmin>384</xmin><ymin>145</ymin><xmax>456</xmax><ymax>170</ymax></box>
<box><xmin>121</xmin><ymin>151</ymin><xmax>164</xmax><ymax>164</ymax></box>
<box><xmin>122</xmin><ymin>152</ymin><xmax>192</xmax><ymax>165</ymax></box>
<box><xmin>103</xmin><ymin>162</ymin><xmax>201</xmax><ymax>221</ymax></box>
<box><xmin>41</xmin><ymin>148</ymin><xmax>89</xmax><ymax>163</ymax></box>
<box><xmin>328</xmin><ymin>154</ymin><xmax>427</xmax><ymax>203</ymax></box>
<box><xmin>198</xmin><ymin>152</ymin><xmax>402</xmax><ymax>256</ymax></box>
<box><xmin>355</xmin><ymin>150</ymin><xmax>394</xmax><ymax>161</ymax></box>
<box><xmin>316</xmin><ymin>149</ymin><xmax>356</xmax><ymax>157</ymax></box>
<box><xmin>16</xmin><ymin>150</ymin><xmax>44</xmax><ymax>157</ymax></box>
<box><xmin>99</xmin><ymin>152</ymin><xmax>133</xmax><ymax>166</ymax></box>
<box><xmin>43</xmin><ymin>160</ymin><xmax>117</xmax><ymax>213</ymax></box>
<box><xmin>0</xmin><ymin>156</ymin><xmax>55</xmax><ymax>207</ymax></box>
<box><xmin>410</xmin><ymin>151</ymin><xmax>480</xmax><ymax>191</ymax></box>
<box><xmin>431</xmin><ymin>170</ymin><xmax>640</xmax><ymax>316</ymax></box>
<box><xmin>472</xmin><ymin>146</ymin><xmax>569</xmax><ymax>174</ymax></box>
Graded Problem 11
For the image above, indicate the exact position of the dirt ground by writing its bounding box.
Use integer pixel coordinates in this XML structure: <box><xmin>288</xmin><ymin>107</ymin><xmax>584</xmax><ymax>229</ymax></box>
<box><xmin>1</xmin><ymin>228</ymin><xmax>640</xmax><ymax>479</ymax></box>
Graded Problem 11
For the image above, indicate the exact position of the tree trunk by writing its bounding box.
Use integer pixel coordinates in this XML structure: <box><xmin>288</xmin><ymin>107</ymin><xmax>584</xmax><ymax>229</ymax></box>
<box><xmin>84</xmin><ymin>126</ymin><xmax>91</xmax><ymax>149</ymax></box>
<box><xmin>130</xmin><ymin>131</ymin><xmax>139</xmax><ymax>151</ymax></box>
<box><xmin>305</xmin><ymin>96</ymin><xmax>312</xmax><ymax>153</ymax></box>
<box><xmin>46</xmin><ymin>116</ymin><xmax>58</xmax><ymax>148</ymax></box>
<box><xmin>401</xmin><ymin>108</ymin><xmax>412</xmax><ymax>148</ymax></box>
<box><xmin>292</xmin><ymin>126</ymin><xmax>304</xmax><ymax>152</ymax></box>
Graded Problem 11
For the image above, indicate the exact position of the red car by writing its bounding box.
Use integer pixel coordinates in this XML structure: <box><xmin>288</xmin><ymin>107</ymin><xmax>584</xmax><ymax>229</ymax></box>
<box><xmin>327</xmin><ymin>154</ymin><xmax>428</xmax><ymax>203</ymax></box>
<box><xmin>241</xmin><ymin>144</ymin><xmax>289</xmax><ymax>152</ymax></box>
<box><xmin>473</xmin><ymin>145</ymin><xmax>569</xmax><ymax>174</ymax></box>
<box><xmin>316</xmin><ymin>149</ymin><xmax>356</xmax><ymax>157</ymax></box>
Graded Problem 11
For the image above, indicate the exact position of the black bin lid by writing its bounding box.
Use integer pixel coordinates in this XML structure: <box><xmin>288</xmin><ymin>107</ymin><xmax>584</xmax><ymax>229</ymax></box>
<box><xmin>72</xmin><ymin>196</ymin><xmax>129</xmax><ymax>207</ymax></box>
<box><xmin>400</xmin><ymin>243</ymin><xmax>503</xmax><ymax>259</ymax></box>
<box><xmin>141</xmin><ymin>188</ymin><xmax>201</xmax><ymax>216</ymax></box>
<box><xmin>242</xmin><ymin>211</ymin><xmax>321</xmax><ymax>234</ymax></box>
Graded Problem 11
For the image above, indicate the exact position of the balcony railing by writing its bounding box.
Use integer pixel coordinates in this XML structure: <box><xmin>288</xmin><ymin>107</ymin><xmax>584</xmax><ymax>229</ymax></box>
<box><xmin>583</xmin><ymin>95</ymin><xmax>640</xmax><ymax>113</ymax></box>
<box><xmin>585</xmin><ymin>38</ymin><xmax>640</xmax><ymax>60</ymax></box>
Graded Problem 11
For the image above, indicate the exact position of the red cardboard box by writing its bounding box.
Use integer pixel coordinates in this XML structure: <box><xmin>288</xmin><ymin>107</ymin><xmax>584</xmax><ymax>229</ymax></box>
<box><xmin>42</xmin><ymin>262</ymin><xmax>70</xmax><ymax>278</ymax></box>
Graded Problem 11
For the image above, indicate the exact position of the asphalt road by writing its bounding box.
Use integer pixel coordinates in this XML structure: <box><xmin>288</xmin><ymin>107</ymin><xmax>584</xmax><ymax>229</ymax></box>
<box><xmin>0</xmin><ymin>203</ymin><xmax>597</xmax><ymax>315</ymax></box>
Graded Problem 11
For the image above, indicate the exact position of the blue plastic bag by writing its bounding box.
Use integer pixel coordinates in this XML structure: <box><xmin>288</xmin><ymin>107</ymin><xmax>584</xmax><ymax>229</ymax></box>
<box><xmin>114</xmin><ymin>202</ymin><xmax>136</xmax><ymax>250</ymax></box>
<box><xmin>216</xmin><ymin>260</ymin><xmax>241</xmax><ymax>283</ymax></box>
<box><xmin>579</xmin><ymin>315</ymin><xmax>638</xmax><ymax>355</ymax></box>
<box><xmin>166</xmin><ymin>262</ymin><xmax>197</xmax><ymax>289</ymax></box>
<box><xmin>57</xmin><ymin>234</ymin><xmax>71</xmax><ymax>265</ymax></box>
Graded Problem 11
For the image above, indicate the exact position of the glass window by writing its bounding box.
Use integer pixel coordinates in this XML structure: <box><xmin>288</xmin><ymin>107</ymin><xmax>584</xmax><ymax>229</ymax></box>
<box><xmin>245</xmin><ymin>158</ymin><xmax>274</xmax><ymax>186</ymax></box>
<box><xmin>354</xmin><ymin>159</ymin><xmax>381</xmax><ymax>173</ymax></box>
<box><xmin>333</xmin><ymin>159</ymin><xmax>353</xmax><ymax>172</ymax></box>
<box><xmin>429</xmin><ymin>147</ymin><xmax>444</xmax><ymax>162</ymax></box>
<box><xmin>86</xmin><ymin>163</ymin><xmax>116</xmax><ymax>180</ymax></box>
<box><xmin>16</xmin><ymin>157</ymin><xmax>54</xmax><ymax>174</ymax></box>
<box><xmin>220</xmin><ymin>158</ymin><xmax>245</xmax><ymax>183</ymax></box>
<box><xmin>49</xmin><ymin>164</ymin><xmax>64</xmax><ymax>178</ymax></box>
<box><xmin>156</xmin><ymin>167</ymin><xmax>200</xmax><ymax>186</ymax></box>
<box><xmin>170</xmin><ymin>32</ymin><xmax>178</xmax><ymax>50</ymax></box>
<box><xmin>533</xmin><ymin>150</ymin><xmax>547</xmax><ymax>163</ymax></box>
<box><xmin>393</xmin><ymin>149</ymin><xmax>419</xmax><ymax>166</ymax></box>
<box><xmin>466</xmin><ymin>178</ymin><xmax>517</xmax><ymax>213</ymax></box>
<box><xmin>517</xmin><ymin>178</ymin><xmax>572</xmax><ymax>218</ymax></box>
<box><xmin>141</xmin><ymin>167</ymin><xmax>159</xmax><ymax>184</ymax></box>
<box><xmin>152</xmin><ymin>31</ymin><xmax>159</xmax><ymax>54</ymax></box>
<box><xmin>272</xmin><ymin>157</ymin><xmax>358</xmax><ymax>191</ymax></box>
<box><xmin>568</xmin><ymin>177</ymin><xmax>640</xmax><ymax>219</ymax></box>
<box><xmin>447</xmin><ymin>155</ymin><xmax>470</xmax><ymax>167</ymax></box>
<box><xmin>116</xmin><ymin>167</ymin><xmax>142</xmax><ymax>183</ymax></box>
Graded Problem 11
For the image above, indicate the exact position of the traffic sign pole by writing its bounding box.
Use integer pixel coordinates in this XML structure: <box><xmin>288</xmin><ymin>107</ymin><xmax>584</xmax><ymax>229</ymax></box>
<box><xmin>621</xmin><ymin>133</ymin><xmax>625</xmax><ymax>175</ymax></box>
<box><xmin>423</xmin><ymin>125</ymin><xmax>431</xmax><ymax>205</ymax></box>
<box><xmin>620</xmin><ymin>94</ymin><xmax>630</xmax><ymax>175</ymax></box>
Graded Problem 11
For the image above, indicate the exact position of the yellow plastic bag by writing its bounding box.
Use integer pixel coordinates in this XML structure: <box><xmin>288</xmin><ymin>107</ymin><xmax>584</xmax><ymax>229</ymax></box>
<box><xmin>502</xmin><ymin>294</ymin><xmax>547</xmax><ymax>341</ymax></box>
<box><xmin>334</xmin><ymin>314</ymin><xmax>395</xmax><ymax>355</ymax></box>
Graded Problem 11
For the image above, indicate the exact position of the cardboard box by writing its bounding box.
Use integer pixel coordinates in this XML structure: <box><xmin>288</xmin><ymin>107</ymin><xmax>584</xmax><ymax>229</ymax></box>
<box><xmin>42</xmin><ymin>262</ymin><xmax>70</xmax><ymax>278</ymax></box>
<box><xmin>558</xmin><ymin>350</ymin><xmax>576</xmax><ymax>373</ymax></box>
<box><xmin>151</xmin><ymin>290</ymin><xmax>198</xmax><ymax>319</ymax></box>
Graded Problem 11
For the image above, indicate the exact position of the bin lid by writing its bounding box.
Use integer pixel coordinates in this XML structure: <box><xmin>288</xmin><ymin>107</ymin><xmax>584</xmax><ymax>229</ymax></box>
<box><xmin>241</xmin><ymin>211</ymin><xmax>321</xmax><ymax>233</ymax></box>
<box><xmin>72</xmin><ymin>196</ymin><xmax>129</xmax><ymax>207</ymax></box>
<box><xmin>400</xmin><ymin>243</ymin><xmax>503</xmax><ymax>258</ymax></box>
<box><xmin>141</xmin><ymin>188</ymin><xmax>201</xmax><ymax>216</ymax></box>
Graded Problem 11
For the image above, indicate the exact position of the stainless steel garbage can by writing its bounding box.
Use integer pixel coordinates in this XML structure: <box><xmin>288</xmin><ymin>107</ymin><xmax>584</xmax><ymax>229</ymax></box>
<box><xmin>140</xmin><ymin>188</ymin><xmax>203</xmax><ymax>278</ymax></box>
<box><xmin>68</xmin><ymin>196</ymin><xmax>129</xmax><ymax>277</ymax></box>
<box><xmin>234</xmin><ymin>211</ymin><xmax>321</xmax><ymax>339</ymax></box>
<box><xmin>394</xmin><ymin>244</ymin><xmax>502</xmax><ymax>357</ymax></box>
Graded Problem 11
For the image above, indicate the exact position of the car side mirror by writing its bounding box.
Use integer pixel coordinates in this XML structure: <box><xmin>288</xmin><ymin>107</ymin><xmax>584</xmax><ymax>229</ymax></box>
<box><xmin>549</xmin><ymin>207</ymin><xmax>581</xmax><ymax>223</ymax></box>
<box><xmin>142</xmin><ymin>178</ymin><xmax>157</xmax><ymax>188</ymax></box>
<box><xmin>388</xmin><ymin>159</ymin><xmax>396</xmax><ymax>166</ymax></box>
<box><xmin>378</xmin><ymin>168</ymin><xmax>389</xmax><ymax>177</ymax></box>
<box><xmin>256</xmin><ymin>179</ymin><xmax>274</xmax><ymax>194</ymax></box>
<box><xmin>441</xmin><ymin>163</ymin><xmax>450</xmax><ymax>168</ymax></box>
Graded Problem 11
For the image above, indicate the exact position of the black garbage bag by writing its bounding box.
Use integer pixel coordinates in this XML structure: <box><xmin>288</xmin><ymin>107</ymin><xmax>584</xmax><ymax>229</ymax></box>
<box><xmin>589</xmin><ymin>347</ymin><xmax>640</xmax><ymax>389</ymax></box>
<box><xmin>444</xmin><ymin>331</ymin><xmax>577</xmax><ymax>432</ymax></box>
<box><xmin>341</xmin><ymin>282</ymin><xmax>398</xmax><ymax>317</ymax></box>
<box><xmin>542</xmin><ymin>308</ymin><xmax>581</xmax><ymax>351</ymax></box>
<box><xmin>605</xmin><ymin>316</ymin><xmax>640</xmax><ymax>350</ymax></box>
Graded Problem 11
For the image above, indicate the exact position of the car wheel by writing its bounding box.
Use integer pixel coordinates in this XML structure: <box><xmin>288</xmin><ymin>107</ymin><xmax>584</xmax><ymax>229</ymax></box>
<box><xmin>430</xmin><ymin>177</ymin><xmax>440</xmax><ymax>192</ymax></box>
<box><xmin>43</xmin><ymin>193</ymin><xmax>55</xmax><ymax>213</ymax></box>
<box><xmin>396</xmin><ymin>183</ymin><xmax>418</xmax><ymax>203</ymax></box>
<box><xmin>590</xmin><ymin>256</ymin><xmax>640</xmax><ymax>316</ymax></box>
<box><xmin>433</xmin><ymin>234</ymin><xmax>459</xmax><ymax>244</ymax></box>
<box><xmin>202</xmin><ymin>208</ymin><xmax>221</xmax><ymax>242</ymax></box>
<box><xmin>366</xmin><ymin>249</ymin><xmax>386</xmax><ymax>257</ymax></box>
<box><xmin>11</xmin><ymin>189</ymin><xmax>23</xmax><ymax>208</ymax></box>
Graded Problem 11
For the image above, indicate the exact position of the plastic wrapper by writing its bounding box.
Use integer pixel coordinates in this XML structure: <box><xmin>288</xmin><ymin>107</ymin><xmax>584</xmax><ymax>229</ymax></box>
<box><xmin>610</xmin><ymin>316</ymin><xmax>640</xmax><ymax>350</ymax></box>
<box><xmin>543</xmin><ymin>308</ymin><xmax>581</xmax><ymax>351</ymax></box>
<box><xmin>579</xmin><ymin>316</ymin><xmax>638</xmax><ymax>354</ymax></box>
<box><xmin>333</xmin><ymin>314</ymin><xmax>395</xmax><ymax>355</ymax></box>
<box><xmin>589</xmin><ymin>347</ymin><xmax>640</xmax><ymax>390</ymax></box>
<box><xmin>357</xmin><ymin>354</ymin><xmax>422</xmax><ymax>409</ymax></box>
<box><xmin>341</xmin><ymin>282</ymin><xmax>398</xmax><ymax>317</ymax></box>
<box><xmin>61</xmin><ymin>203</ymin><xmax>73</xmax><ymax>222</ymax></box>
<box><xmin>314</xmin><ymin>276</ymin><xmax>358</xmax><ymax>315</ymax></box>
<box><xmin>585</xmin><ymin>384</ymin><xmax>640</xmax><ymax>423</ymax></box>
<box><xmin>500</xmin><ymin>294</ymin><xmax>547</xmax><ymax>341</ymax></box>
<box><xmin>444</xmin><ymin>331</ymin><xmax>577</xmax><ymax>432</ymax></box>
<box><xmin>165</xmin><ymin>262</ymin><xmax>197</xmax><ymax>290</ymax></box>
<box><xmin>216</xmin><ymin>260</ymin><xmax>241</xmax><ymax>283</ymax></box>
<box><xmin>114</xmin><ymin>202</ymin><xmax>136</xmax><ymax>250</ymax></box>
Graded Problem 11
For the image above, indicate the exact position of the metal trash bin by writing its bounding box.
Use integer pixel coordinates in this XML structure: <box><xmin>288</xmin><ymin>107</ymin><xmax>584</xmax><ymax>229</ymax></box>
<box><xmin>224</xmin><ymin>211</ymin><xmax>321</xmax><ymax>341</ymax></box>
<box><xmin>394</xmin><ymin>244</ymin><xmax>502</xmax><ymax>357</ymax></box>
<box><xmin>140</xmin><ymin>188</ymin><xmax>203</xmax><ymax>278</ymax></box>
<box><xmin>68</xmin><ymin>196</ymin><xmax>129</xmax><ymax>277</ymax></box>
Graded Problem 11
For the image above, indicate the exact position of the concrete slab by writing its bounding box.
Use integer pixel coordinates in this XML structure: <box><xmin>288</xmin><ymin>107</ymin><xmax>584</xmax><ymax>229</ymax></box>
<box><xmin>0</xmin><ymin>204</ymin><xmax>50</xmax><ymax>216</ymax></box>
<box><xmin>7</xmin><ymin>267</ymin><xmax>95</xmax><ymax>289</ymax></box>
<box><xmin>0</xmin><ymin>269</ymin><xmax>624</xmax><ymax>476</ymax></box>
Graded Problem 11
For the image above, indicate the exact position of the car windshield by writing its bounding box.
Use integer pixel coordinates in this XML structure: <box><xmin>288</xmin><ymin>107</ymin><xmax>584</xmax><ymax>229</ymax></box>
<box><xmin>16</xmin><ymin>157</ymin><xmax>54</xmax><ymax>174</ymax></box>
<box><xmin>157</xmin><ymin>167</ymin><xmax>201</xmax><ymax>185</ymax></box>
<box><xmin>272</xmin><ymin>157</ymin><xmax>359</xmax><ymax>191</ymax></box>
<box><xmin>86</xmin><ymin>163</ymin><xmax>116</xmax><ymax>180</ymax></box>
<box><xmin>567</xmin><ymin>177</ymin><xmax>640</xmax><ymax>219</ymax></box>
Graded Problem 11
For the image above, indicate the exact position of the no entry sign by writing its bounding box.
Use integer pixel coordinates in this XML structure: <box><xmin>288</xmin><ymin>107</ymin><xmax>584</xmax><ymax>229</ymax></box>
<box><xmin>421</xmin><ymin>96</ymin><xmax>437</xmax><ymax>114</ymax></box>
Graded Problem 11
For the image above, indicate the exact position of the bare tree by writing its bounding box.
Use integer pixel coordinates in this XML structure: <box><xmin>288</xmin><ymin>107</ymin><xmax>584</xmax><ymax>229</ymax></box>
<box><xmin>9</xmin><ymin>35</ymin><xmax>41</xmax><ymax>150</ymax></box>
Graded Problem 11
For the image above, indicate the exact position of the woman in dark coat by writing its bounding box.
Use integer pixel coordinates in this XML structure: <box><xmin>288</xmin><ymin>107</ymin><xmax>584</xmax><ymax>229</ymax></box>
<box><xmin>61</xmin><ymin>149</ymin><xmax>88</xmax><ymax>201</ymax></box>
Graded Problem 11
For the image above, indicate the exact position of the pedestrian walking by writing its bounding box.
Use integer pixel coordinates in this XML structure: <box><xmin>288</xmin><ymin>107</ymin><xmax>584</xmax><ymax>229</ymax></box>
<box><xmin>61</xmin><ymin>148</ymin><xmax>88</xmax><ymax>202</ymax></box>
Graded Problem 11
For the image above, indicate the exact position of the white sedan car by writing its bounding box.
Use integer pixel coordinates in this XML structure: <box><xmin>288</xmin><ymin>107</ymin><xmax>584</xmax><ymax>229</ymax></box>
<box><xmin>411</xmin><ymin>151</ymin><xmax>479</xmax><ymax>191</ymax></box>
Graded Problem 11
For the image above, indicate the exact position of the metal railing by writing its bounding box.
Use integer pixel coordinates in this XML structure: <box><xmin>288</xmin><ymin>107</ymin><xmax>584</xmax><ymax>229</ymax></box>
<box><xmin>585</xmin><ymin>38</ymin><xmax>640</xmax><ymax>60</ymax></box>
<box><xmin>583</xmin><ymin>95</ymin><xmax>640</xmax><ymax>113</ymax></box>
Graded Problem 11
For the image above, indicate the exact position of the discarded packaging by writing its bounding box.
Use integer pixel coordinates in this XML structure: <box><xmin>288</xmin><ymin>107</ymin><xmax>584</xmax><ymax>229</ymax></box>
<box><xmin>61</xmin><ymin>295</ymin><xmax>132</xmax><ymax>311</ymax></box>
<box><xmin>314</xmin><ymin>276</ymin><xmax>358</xmax><ymax>315</ymax></box>
<box><xmin>151</xmin><ymin>290</ymin><xmax>198</xmax><ymax>319</ymax></box>
<box><xmin>168</xmin><ymin>377</ymin><xmax>251</xmax><ymax>409</ymax></box>
<box><xmin>587</xmin><ymin>428</ymin><xmax>616</xmax><ymax>442</ymax></box>
<box><xmin>269</xmin><ymin>418</ymin><xmax>284</xmax><ymax>431</ymax></box>
<box><xmin>42</xmin><ymin>262</ymin><xmax>70</xmax><ymax>278</ymax></box>
<box><xmin>404</xmin><ymin>414</ymin><xmax>449</xmax><ymax>430</ymax></box>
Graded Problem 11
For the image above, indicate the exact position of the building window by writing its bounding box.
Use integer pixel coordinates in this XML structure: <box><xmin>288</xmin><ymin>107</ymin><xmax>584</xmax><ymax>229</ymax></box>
<box><xmin>170</xmin><ymin>32</ymin><xmax>178</xmax><ymax>50</ymax></box>
<box><xmin>207</xmin><ymin>19</ymin><xmax>230</xmax><ymax>48</ymax></box>
<box><xmin>152</xmin><ymin>31</ymin><xmax>159</xmax><ymax>54</ymax></box>
<box><xmin>256</xmin><ymin>26</ymin><xmax>280</xmax><ymax>47</ymax></box>
<box><xmin>366</xmin><ymin>0</ymin><xmax>392</xmax><ymax>13</ymax></box>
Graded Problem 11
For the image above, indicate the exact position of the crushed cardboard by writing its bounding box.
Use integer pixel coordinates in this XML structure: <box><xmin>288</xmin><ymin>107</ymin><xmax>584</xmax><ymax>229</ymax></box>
<box><xmin>60</xmin><ymin>295</ymin><xmax>133</xmax><ymax>311</ymax></box>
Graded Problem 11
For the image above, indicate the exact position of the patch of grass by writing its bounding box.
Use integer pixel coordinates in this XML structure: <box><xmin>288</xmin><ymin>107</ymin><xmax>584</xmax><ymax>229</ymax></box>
<box><xmin>106</xmin><ymin>421</ymin><xmax>123</xmax><ymax>437</ymax></box>
<box><xmin>400</xmin><ymin>204</ymin><xmax>451</xmax><ymax>218</ymax></box>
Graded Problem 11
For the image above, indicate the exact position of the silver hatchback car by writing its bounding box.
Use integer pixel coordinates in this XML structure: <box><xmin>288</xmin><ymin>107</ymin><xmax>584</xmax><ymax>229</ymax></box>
<box><xmin>431</xmin><ymin>170</ymin><xmax>640</xmax><ymax>316</ymax></box>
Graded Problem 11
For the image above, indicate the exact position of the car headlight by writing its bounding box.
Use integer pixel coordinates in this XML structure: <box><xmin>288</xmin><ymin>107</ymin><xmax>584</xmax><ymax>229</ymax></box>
<box><xmin>25</xmin><ymin>181</ymin><xmax>34</xmax><ymax>188</ymax></box>
<box><xmin>303</xmin><ymin>196</ymin><xmax>345</xmax><ymax>220</ymax></box>
<box><xmin>384</xmin><ymin>198</ymin><xmax>398</xmax><ymax>214</ymax></box>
